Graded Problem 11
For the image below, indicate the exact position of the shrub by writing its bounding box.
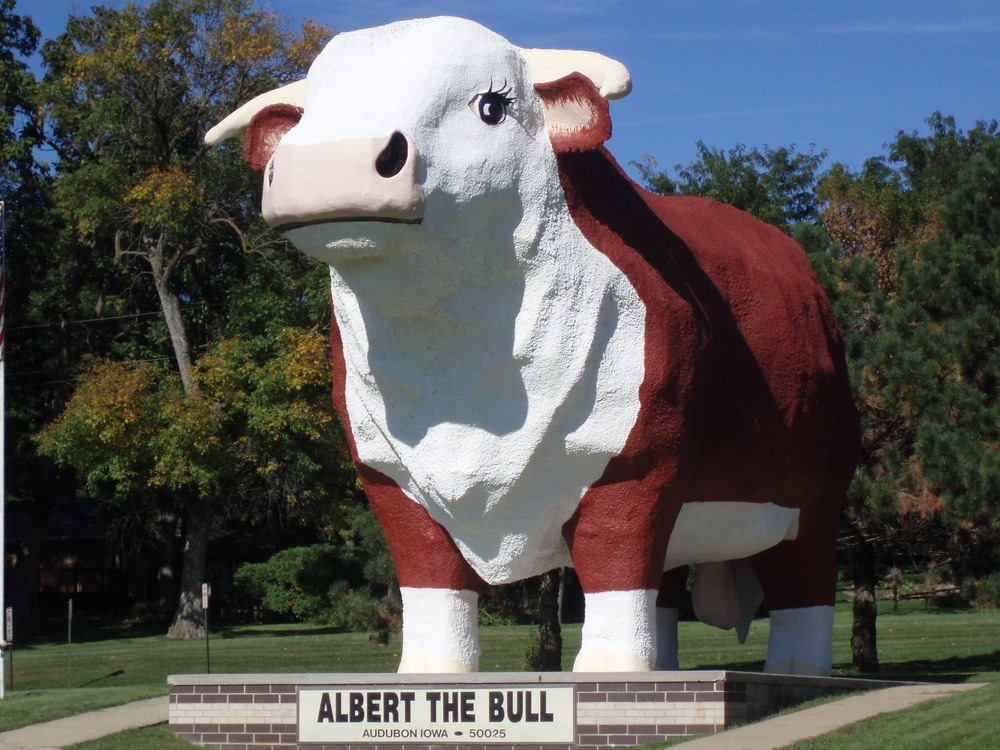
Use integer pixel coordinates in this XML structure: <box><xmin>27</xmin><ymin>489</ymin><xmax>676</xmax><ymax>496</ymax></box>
<box><xmin>233</xmin><ymin>544</ymin><xmax>351</xmax><ymax>621</ymax></box>
<box><xmin>326</xmin><ymin>581</ymin><xmax>401</xmax><ymax>641</ymax></box>
<box><xmin>964</xmin><ymin>572</ymin><xmax>1000</xmax><ymax>609</ymax></box>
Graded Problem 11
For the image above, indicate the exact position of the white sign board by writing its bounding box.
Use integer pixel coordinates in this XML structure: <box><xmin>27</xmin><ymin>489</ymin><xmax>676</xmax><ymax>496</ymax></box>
<box><xmin>4</xmin><ymin>607</ymin><xmax>11</xmax><ymax>642</ymax></box>
<box><xmin>201</xmin><ymin>583</ymin><xmax>211</xmax><ymax>610</ymax></box>
<box><xmin>298</xmin><ymin>686</ymin><xmax>575</xmax><ymax>744</ymax></box>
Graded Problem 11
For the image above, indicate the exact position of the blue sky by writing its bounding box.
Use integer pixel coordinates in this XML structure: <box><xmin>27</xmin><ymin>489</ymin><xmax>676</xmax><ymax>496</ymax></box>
<box><xmin>25</xmin><ymin>0</ymin><xmax>1000</xmax><ymax>180</ymax></box>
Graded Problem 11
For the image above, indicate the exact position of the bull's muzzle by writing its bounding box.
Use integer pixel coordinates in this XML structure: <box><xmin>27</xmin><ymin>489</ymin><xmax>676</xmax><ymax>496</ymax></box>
<box><xmin>262</xmin><ymin>131</ymin><xmax>425</xmax><ymax>231</ymax></box>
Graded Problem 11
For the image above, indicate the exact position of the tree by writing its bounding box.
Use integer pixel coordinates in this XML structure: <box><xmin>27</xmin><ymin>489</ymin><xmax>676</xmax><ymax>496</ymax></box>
<box><xmin>536</xmin><ymin>569</ymin><xmax>563</xmax><ymax>671</ymax></box>
<box><xmin>195</xmin><ymin>328</ymin><xmax>360</xmax><ymax>535</ymax></box>
<box><xmin>35</xmin><ymin>328</ymin><xmax>360</xmax><ymax>619</ymax></box>
<box><xmin>880</xmin><ymin>137</ymin><xmax>1000</xmax><ymax>574</ymax></box>
<box><xmin>0</xmin><ymin>0</ymin><xmax>40</xmax><ymax>194</ymax></box>
<box><xmin>0</xmin><ymin>0</ymin><xmax>52</xmax><ymax>639</ymax></box>
<box><xmin>37</xmin><ymin>0</ymin><xmax>331</xmax><ymax>637</ymax></box>
<box><xmin>634</xmin><ymin>142</ymin><xmax>827</xmax><ymax>230</ymax></box>
<box><xmin>813</xmin><ymin>115</ymin><xmax>1000</xmax><ymax>671</ymax></box>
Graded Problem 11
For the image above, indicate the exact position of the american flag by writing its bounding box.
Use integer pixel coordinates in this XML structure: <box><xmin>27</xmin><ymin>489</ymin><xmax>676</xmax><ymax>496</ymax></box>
<box><xmin>0</xmin><ymin>200</ymin><xmax>5</xmax><ymax>362</ymax></box>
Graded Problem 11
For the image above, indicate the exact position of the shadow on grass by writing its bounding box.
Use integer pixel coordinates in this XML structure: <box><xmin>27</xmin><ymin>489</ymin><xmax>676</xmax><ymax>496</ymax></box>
<box><xmin>686</xmin><ymin>651</ymin><xmax>1000</xmax><ymax>684</ymax></box>
<box><xmin>80</xmin><ymin>669</ymin><xmax>126</xmax><ymax>687</ymax></box>
<box><xmin>870</xmin><ymin>650</ymin><xmax>1000</xmax><ymax>683</ymax></box>
<box><xmin>687</xmin><ymin>660</ymin><xmax>765</xmax><ymax>672</ymax></box>
<box><xmin>13</xmin><ymin>619</ymin><xmax>350</xmax><ymax>649</ymax></box>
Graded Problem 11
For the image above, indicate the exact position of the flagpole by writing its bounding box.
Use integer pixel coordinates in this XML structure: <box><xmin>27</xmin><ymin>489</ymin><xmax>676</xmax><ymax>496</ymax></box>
<box><xmin>1</xmin><ymin>199</ymin><xmax>7</xmax><ymax>700</ymax></box>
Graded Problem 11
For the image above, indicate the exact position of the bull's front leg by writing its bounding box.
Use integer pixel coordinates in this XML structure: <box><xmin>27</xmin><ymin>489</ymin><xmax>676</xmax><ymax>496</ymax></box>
<box><xmin>362</xmin><ymin>468</ymin><xmax>485</xmax><ymax>673</ymax></box>
<box><xmin>564</xmin><ymin>483</ymin><xmax>676</xmax><ymax>672</ymax></box>
<box><xmin>398</xmin><ymin>587</ymin><xmax>480</xmax><ymax>673</ymax></box>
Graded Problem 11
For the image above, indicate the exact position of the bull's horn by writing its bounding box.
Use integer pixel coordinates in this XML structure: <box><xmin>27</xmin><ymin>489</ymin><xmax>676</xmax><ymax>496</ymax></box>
<box><xmin>521</xmin><ymin>48</ymin><xmax>632</xmax><ymax>100</ymax></box>
<box><xmin>205</xmin><ymin>79</ymin><xmax>308</xmax><ymax>145</ymax></box>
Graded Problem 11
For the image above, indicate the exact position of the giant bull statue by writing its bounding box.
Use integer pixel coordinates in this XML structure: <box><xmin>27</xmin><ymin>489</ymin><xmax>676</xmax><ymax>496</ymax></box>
<box><xmin>208</xmin><ymin>16</ymin><xmax>859</xmax><ymax>675</ymax></box>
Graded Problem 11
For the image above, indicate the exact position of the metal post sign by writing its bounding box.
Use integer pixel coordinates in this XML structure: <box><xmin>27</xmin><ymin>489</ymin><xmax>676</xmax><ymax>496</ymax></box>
<box><xmin>4</xmin><ymin>608</ymin><xmax>11</xmax><ymax>642</ymax></box>
<box><xmin>298</xmin><ymin>685</ymin><xmax>576</xmax><ymax>744</ymax></box>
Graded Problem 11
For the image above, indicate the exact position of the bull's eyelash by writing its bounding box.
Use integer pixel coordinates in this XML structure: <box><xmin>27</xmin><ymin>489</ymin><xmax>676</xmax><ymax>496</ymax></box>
<box><xmin>486</xmin><ymin>80</ymin><xmax>515</xmax><ymax>107</ymax></box>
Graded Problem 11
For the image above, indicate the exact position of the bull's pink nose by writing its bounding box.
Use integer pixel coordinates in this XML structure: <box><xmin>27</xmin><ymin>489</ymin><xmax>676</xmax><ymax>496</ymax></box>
<box><xmin>262</xmin><ymin>131</ymin><xmax>425</xmax><ymax>230</ymax></box>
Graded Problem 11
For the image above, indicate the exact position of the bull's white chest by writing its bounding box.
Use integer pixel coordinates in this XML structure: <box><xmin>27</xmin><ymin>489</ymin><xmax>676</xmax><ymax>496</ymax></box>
<box><xmin>329</xmin><ymin>222</ymin><xmax>646</xmax><ymax>584</ymax></box>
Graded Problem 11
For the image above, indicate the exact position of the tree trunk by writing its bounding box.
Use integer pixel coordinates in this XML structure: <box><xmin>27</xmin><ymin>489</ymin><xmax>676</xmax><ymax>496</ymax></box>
<box><xmin>156</xmin><ymin>511</ymin><xmax>180</xmax><ymax>614</ymax></box>
<box><xmin>150</xmin><ymin>237</ymin><xmax>197</xmax><ymax>395</ymax></box>
<box><xmin>850</xmin><ymin>538</ymin><xmax>880</xmax><ymax>673</ymax></box>
<box><xmin>139</xmin><ymin>231</ymin><xmax>212</xmax><ymax>638</ymax></box>
<box><xmin>167</xmin><ymin>505</ymin><xmax>211</xmax><ymax>639</ymax></box>
<box><xmin>537</xmin><ymin>569</ymin><xmax>563</xmax><ymax>671</ymax></box>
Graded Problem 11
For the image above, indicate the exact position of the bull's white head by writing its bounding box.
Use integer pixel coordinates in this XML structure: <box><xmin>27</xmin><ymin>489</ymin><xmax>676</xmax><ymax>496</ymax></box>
<box><xmin>207</xmin><ymin>17</ymin><xmax>630</xmax><ymax>315</ymax></box>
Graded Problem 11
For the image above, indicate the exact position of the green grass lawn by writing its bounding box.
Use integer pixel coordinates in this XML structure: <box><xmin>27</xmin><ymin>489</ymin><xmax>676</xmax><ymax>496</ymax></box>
<box><xmin>783</xmin><ymin>676</ymin><xmax>1000</xmax><ymax>750</ymax></box>
<box><xmin>0</xmin><ymin>599</ymin><xmax>996</xmax><ymax>749</ymax></box>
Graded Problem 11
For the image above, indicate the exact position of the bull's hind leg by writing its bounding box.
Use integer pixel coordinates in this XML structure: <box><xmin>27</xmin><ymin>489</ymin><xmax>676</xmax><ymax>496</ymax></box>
<box><xmin>751</xmin><ymin>502</ymin><xmax>840</xmax><ymax>676</ymax></box>
<box><xmin>654</xmin><ymin>567</ymin><xmax>688</xmax><ymax>670</ymax></box>
<box><xmin>362</xmin><ymin>468</ymin><xmax>485</xmax><ymax>673</ymax></box>
<box><xmin>763</xmin><ymin>605</ymin><xmax>834</xmax><ymax>676</ymax></box>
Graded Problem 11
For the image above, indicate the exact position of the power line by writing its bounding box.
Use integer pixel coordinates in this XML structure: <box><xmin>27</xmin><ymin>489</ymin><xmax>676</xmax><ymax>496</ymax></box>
<box><xmin>9</xmin><ymin>310</ymin><xmax>164</xmax><ymax>331</ymax></box>
<box><xmin>4</xmin><ymin>357</ymin><xmax>177</xmax><ymax>391</ymax></box>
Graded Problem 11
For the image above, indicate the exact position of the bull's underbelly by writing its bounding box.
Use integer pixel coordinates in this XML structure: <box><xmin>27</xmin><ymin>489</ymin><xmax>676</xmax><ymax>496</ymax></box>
<box><xmin>663</xmin><ymin>501</ymin><xmax>800</xmax><ymax>569</ymax></box>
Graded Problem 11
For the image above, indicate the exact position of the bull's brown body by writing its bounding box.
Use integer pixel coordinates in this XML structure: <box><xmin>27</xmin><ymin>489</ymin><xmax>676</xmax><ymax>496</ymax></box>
<box><xmin>345</xmin><ymin>146</ymin><xmax>858</xmax><ymax>615</ymax></box>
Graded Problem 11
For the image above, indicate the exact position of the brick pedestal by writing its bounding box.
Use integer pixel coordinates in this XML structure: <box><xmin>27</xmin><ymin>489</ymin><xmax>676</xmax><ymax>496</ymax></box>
<box><xmin>169</xmin><ymin>671</ymin><xmax>895</xmax><ymax>750</ymax></box>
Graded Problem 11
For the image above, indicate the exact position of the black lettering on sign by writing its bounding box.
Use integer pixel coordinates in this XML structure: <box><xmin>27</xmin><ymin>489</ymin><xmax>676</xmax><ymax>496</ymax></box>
<box><xmin>383</xmin><ymin>692</ymin><xmax>398</xmax><ymax>722</ymax></box>
<box><xmin>349</xmin><ymin>692</ymin><xmax>365</xmax><ymax>722</ymax></box>
<box><xmin>426</xmin><ymin>691</ymin><xmax>441</xmax><ymax>722</ymax></box>
<box><xmin>439</xmin><ymin>691</ymin><xmax>477</xmax><ymax>722</ymax></box>
<box><xmin>443</xmin><ymin>691</ymin><xmax>460</xmax><ymax>722</ymax></box>
<box><xmin>539</xmin><ymin>690</ymin><xmax>555</xmax><ymax>722</ymax></box>
<box><xmin>460</xmin><ymin>691</ymin><xmax>476</xmax><ymax>722</ymax></box>
<box><xmin>489</xmin><ymin>691</ymin><xmax>504</xmax><ymax>722</ymax></box>
<box><xmin>334</xmin><ymin>693</ymin><xmax>349</xmax><ymax>722</ymax></box>
<box><xmin>400</xmin><ymin>692</ymin><xmax>415</xmax><ymax>722</ymax></box>
<box><xmin>366</xmin><ymin>692</ymin><xmax>381</xmax><ymax>723</ymax></box>
<box><xmin>317</xmin><ymin>692</ymin><xmax>334</xmax><ymax>723</ymax></box>
<box><xmin>508</xmin><ymin>690</ymin><xmax>524</xmax><ymax>722</ymax></box>
<box><xmin>485</xmin><ymin>690</ymin><xmax>556</xmax><ymax>723</ymax></box>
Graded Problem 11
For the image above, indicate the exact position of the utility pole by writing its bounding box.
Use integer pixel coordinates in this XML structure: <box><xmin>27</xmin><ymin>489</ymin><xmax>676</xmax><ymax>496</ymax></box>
<box><xmin>0</xmin><ymin>201</ymin><xmax>8</xmax><ymax>700</ymax></box>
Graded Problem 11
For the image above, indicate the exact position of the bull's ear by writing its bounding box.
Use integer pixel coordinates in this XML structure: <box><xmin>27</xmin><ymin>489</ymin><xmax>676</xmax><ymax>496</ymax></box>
<box><xmin>534</xmin><ymin>72</ymin><xmax>612</xmax><ymax>154</ymax></box>
<box><xmin>243</xmin><ymin>103</ymin><xmax>303</xmax><ymax>172</ymax></box>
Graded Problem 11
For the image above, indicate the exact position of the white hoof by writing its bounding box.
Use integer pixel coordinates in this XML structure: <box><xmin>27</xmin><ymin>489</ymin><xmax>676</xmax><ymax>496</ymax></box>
<box><xmin>577</xmin><ymin>589</ymin><xmax>658</xmax><ymax>672</ymax></box>
<box><xmin>573</xmin><ymin>649</ymin><xmax>652</xmax><ymax>672</ymax></box>
<box><xmin>765</xmin><ymin>605</ymin><xmax>834</xmax><ymax>676</ymax></box>
<box><xmin>398</xmin><ymin>653</ymin><xmax>475</xmax><ymax>674</ymax></box>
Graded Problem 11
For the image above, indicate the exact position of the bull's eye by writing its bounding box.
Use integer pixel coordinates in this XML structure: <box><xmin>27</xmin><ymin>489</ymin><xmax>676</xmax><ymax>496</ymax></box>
<box><xmin>470</xmin><ymin>83</ymin><xmax>514</xmax><ymax>125</ymax></box>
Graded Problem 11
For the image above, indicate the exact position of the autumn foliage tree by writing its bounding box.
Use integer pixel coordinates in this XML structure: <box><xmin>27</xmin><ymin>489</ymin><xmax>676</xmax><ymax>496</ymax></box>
<box><xmin>36</xmin><ymin>0</ymin><xmax>332</xmax><ymax>637</ymax></box>
<box><xmin>812</xmin><ymin>115</ymin><xmax>1000</xmax><ymax>671</ymax></box>
<box><xmin>36</xmin><ymin>329</ymin><xmax>359</xmax><ymax>626</ymax></box>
